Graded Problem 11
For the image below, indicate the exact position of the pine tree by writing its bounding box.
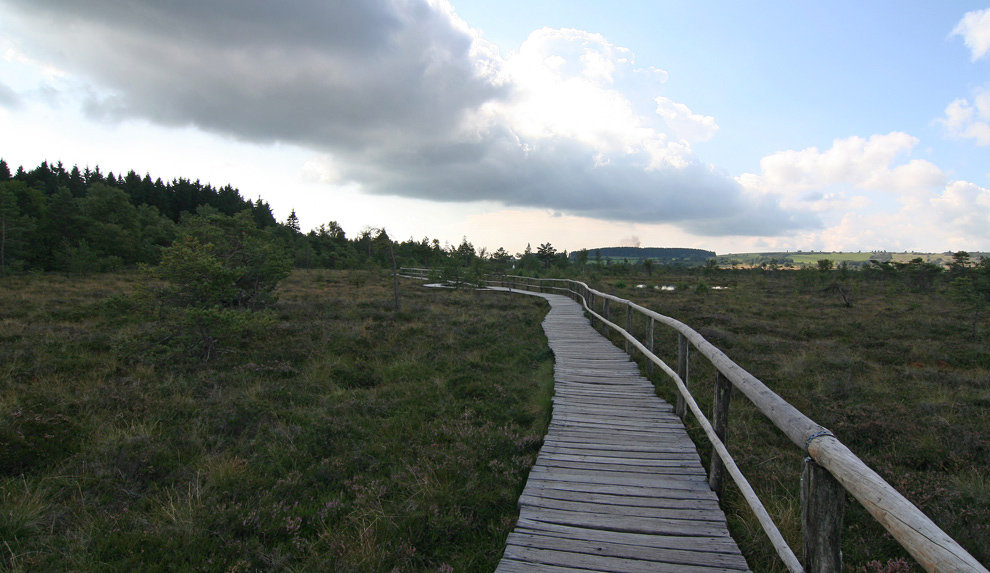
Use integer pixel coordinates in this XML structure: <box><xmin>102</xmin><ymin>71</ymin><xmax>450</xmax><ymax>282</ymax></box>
<box><xmin>286</xmin><ymin>209</ymin><xmax>301</xmax><ymax>231</ymax></box>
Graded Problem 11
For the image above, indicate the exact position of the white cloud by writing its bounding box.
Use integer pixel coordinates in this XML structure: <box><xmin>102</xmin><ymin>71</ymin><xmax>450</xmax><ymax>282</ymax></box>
<box><xmin>735</xmin><ymin>131</ymin><xmax>990</xmax><ymax>251</ymax></box>
<box><xmin>653</xmin><ymin>96</ymin><xmax>718</xmax><ymax>142</ymax></box>
<box><xmin>728</xmin><ymin>132</ymin><xmax>990</xmax><ymax>251</ymax></box>
<box><xmin>299</xmin><ymin>155</ymin><xmax>343</xmax><ymax>185</ymax></box>
<box><xmin>737</xmin><ymin>132</ymin><xmax>945</xmax><ymax>210</ymax></box>
<box><xmin>484</xmin><ymin>28</ymin><xmax>675</xmax><ymax>161</ymax></box>
<box><xmin>743</xmin><ymin>183</ymin><xmax>990</xmax><ymax>253</ymax></box>
<box><xmin>938</xmin><ymin>87</ymin><xmax>990</xmax><ymax>145</ymax></box>
<box><xmin>952</xmin><ymin>8</ymin><xmax>990</xmax><ymax>61</ymax></box>
<box><xmin>929</xmin><ymin>180</ymin><xmax>990</xmax><ymax>239</ymax></box>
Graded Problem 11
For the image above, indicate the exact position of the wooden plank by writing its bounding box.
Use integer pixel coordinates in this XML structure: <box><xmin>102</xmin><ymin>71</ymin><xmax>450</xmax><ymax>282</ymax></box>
<box><xmin>516</xmin><ymin>506</ymin><xmax>731</xmax><ymax>537</ymax></box>
<box><xmin>526</xmin><ymin>467</ymin><xmax>713</xmax><ymax>491</ymax></box>
<box><xmin>550</xmin><ymin>405</ymin><xmax>672</xmax><ymax>416</ymax></box>
<box><xmin>505</xmin><ymin>530</ymin><xmax>750</xmax><ymax>570</ymax></box>
<box><xmin>552</xmin><ymin>395</ymin><xmax>662</xmax><ymax>405</ymax></box>
<box><xmin>539</xmin><ymin>441</ymin><xmax>700</xmax><ymax>455</ymax></box>
<box><xmin>541</xmin><ymin>430</ymin><xmax>695</xmax><ymax>447</ymax></box>
<box><xmin>495</xmin><ymin>558</ymin><xmax>590</xmax><ymax>573</ymax></box>
<box><xmin>514</xmin><ymin>518</ymin><xmax>741</xmax><ymax>553</ymax></box>
<box><xmin>521</xmin><ymin>486</ymin><xmax>723</xmax><ymax>511</ymax></box>
<box><xmin>518</xmin><ymin>493</ymin><xmax>728</xmax><ymax>523</ymax></box>
<box><xmin>538</xmin><ymin>451</ymin><xmax>705</xmax><ymax>467</ymax></box>
<box><xmin>553</xmin><ymin>390</ymin><xmax>662</xmax><ymax>402</ymax></box>
<box><xmin>549</xmin><ymin>415</ymin><xmax>687</xmax><ymax>431</ymax></box>
<box><xmin>522</xmin><ymin>478</ymin><xmax>721</xmax><ymax>501</ymax></box>
<box><xmin>502</xmin><ymin>544</ymin><xmax>744</xmax><ymax>573</ymax></box>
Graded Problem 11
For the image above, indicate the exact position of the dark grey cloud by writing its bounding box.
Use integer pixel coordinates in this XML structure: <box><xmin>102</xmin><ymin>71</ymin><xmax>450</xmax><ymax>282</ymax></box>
<box><xmin>343</xmin><ymin>130</ymin><xmax>817</xmax><ymax>235</ymax></box>
<box><xmin>3</xmin><ymin>0</ymin><xmax>819</xmax><ymax>236</ymax></box>
<box><xmin>9</xmin><ymin>0</ymin><xmax>500</xmax><ymax>148</ymax></box>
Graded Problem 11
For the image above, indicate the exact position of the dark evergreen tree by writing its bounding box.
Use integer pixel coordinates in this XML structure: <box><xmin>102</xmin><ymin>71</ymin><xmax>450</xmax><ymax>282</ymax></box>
<box><xmin>68</xmin><ymin>165</ymin><xmax>86</xmax><ymax>197</ymax></box>
<box><xmin>0</xmin><ymin>184</ymin><xmax>34</xmax><ymax>273</ymax></box>
<box><xmin>252</xmin><ymin>198</ymin><xmax>277</xmax><ymax>228</ymax></box>
<box><xmin>285</xmin><ymin>209</ymin><xmax>301</xmax><ymax>231</ymax></box>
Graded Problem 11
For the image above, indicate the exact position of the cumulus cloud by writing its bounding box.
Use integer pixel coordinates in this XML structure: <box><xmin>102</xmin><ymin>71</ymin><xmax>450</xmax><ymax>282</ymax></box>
<box><xmin>736</xmin><ymin>132</ymin><xmax>990</xmax><ymax>251</ymax></box>
<box><xmin>930</xmin><ymin>180</ymin><xmax>990</xmax><ymax>239</ymax></box>
<box><xmin>737</xmin><ymin>132</ymin><xmax>946</xmax><ymax>209</ymax></box>
<box><xmin>952</xmin><ymin>8</ymin><xmax>990</xmax><ymax>61</ymax></box>
<box><xmin>653</xmin><ymin>97</ymin><xmax>718</xmax><ymax>142</ymax></box>
<box><xmin>938</xmin><ymin>87</ymin><xmax>990</xmax><ymax>145</ymax></box>
<box><xmin>2</xmin><ymin>0</ymin><xmax>809</xmax><ymax>236</ymax></box>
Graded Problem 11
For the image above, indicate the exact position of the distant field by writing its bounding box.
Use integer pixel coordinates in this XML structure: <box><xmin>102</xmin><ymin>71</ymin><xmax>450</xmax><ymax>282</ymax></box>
<box><xmin>718</xmin><ymin>251</ymin><xmax>954</xmax><ymax>267</ymax></box>
<box><xmin>787</xmin><ymin>252</ymin><xmax>876</xmax><ymax>264</ymax></box>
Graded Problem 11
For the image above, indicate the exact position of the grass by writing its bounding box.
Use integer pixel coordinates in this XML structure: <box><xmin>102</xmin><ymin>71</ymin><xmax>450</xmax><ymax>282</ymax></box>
<box><xmin>585</xmin><ymin>269</ymin><xmax>989</xmax><ymax>571</ymax></box>
<box><xmin>0</xmin><ymin>270</ymin><xmax>554</xmax><ymax>571</ymax></box>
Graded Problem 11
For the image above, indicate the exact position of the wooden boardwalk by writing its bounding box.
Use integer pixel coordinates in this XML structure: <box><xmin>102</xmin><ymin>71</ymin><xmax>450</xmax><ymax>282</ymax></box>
<box><xmin>496</xmin><ymin>292</ymin><xmax>749</xmax><ymax>572</ymax></box>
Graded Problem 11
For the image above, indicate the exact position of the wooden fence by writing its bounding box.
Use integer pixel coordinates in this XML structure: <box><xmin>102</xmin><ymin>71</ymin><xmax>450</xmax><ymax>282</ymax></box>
<box><xmin>478</xmin><ymin>274</ymin><xmax>987</xmax><ymax>573</ymax></box>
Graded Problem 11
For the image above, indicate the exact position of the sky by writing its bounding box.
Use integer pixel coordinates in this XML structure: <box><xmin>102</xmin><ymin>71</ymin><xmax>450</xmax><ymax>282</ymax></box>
<box><xmin>0</xmin><ymin>1</ymin><xmax>988</xmax><ymax>255</ymax></box>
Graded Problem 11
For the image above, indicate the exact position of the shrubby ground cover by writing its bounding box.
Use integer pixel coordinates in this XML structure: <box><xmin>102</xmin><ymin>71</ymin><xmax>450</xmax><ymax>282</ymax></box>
<box><xmin>0</xmin><ymin>270</ymin><xmax>554</xmax><ymax>571</ymax></box>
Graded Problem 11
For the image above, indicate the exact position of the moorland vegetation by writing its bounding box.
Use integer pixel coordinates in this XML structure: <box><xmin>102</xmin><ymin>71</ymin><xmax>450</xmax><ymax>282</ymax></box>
<box><xmin>2</xmin><ymin>158</ymin><xmax>988</xmax><ymax>571</ymax></box>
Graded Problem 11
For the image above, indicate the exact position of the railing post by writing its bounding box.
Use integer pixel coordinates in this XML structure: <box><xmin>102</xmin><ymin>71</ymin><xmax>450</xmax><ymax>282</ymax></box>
<box><xmin>646</xmin><ymin>316</ymin><xmax>655</xmax><ymax>375</ymax></box>
<box><xmin>676</xmin><ymin>334</ymin><xmax>689</xmax><ymax>421</ymax></box>
<box><xmin>625</xmin><ymin>303</ymin><xmax>632</xmax><ymax>354</ymax></box>
<box><xmin>603</xmin><ymin>299</ymin><xmax>610</xmax><ymax>333</ymax></box>
<box><xmin>709</xmin><ymin>371</ymin><xmax>731</xmax><ymax>499</ymax></box>
<box><xmin>802</xmin><ymin>457</ymin><xmax>845</xmax><ymax>573</ymax></box>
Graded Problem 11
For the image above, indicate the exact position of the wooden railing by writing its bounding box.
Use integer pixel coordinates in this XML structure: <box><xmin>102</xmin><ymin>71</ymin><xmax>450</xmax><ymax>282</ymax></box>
<box><xmin>398</xmin><ymin>267</ymin><xmax>431</xmax><ymax>280</ymax></box>
<box><xmin>482</xmin><ymin>274</ymin><xmax>987</xmax><ymax>573</ymax></box>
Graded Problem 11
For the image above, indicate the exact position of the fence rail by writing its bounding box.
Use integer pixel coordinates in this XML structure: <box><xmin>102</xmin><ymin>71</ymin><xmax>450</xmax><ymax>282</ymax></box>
<box><xmin>476</xmin><ymin>273</ymin><xmax>987</xmax><ymax>573</ymax></box>
<box><xmin>397</xmin><ymin>267</ymin><xmax>431</xmax><ymax>280</ymax></box>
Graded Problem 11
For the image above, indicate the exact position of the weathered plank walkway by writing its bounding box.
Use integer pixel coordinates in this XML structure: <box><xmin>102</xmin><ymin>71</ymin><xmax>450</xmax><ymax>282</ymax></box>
<box><xmin>496</xmin><ymin>292</ymin><xmax>749</xmax><ymax>572</ymax></box>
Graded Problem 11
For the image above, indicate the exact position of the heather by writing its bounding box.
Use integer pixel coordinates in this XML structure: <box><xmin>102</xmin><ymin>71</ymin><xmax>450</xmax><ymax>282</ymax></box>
<box><xmin>0</xmin><ymin>270</ymin><xmax>553</xmax><ymax>571</ymax></box>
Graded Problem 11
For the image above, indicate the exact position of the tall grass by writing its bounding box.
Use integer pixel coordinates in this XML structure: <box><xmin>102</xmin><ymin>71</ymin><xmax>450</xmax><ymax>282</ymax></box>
<box><xmin>0</xmin><ymin>270</ymin><xmax>554</xmax><ymax>571</ymax></box>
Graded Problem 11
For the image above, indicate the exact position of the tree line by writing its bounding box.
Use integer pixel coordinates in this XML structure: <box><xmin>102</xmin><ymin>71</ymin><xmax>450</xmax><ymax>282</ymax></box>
<box><xmin>0</xmin><ymin>158</ymin><xmax>647</xmax><ymax>278</ymax></box>
<box><xmin>0</xmin><ymin>159</ymin><xmax>475</xmax><ymax>274</ymax></box>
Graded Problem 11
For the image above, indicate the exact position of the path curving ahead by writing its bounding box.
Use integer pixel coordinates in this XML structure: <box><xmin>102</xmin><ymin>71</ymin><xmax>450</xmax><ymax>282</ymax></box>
<box><xmin>496</xmin><ymin>292</ymin><xmax>749</xmax><ymax>572</ymax></box>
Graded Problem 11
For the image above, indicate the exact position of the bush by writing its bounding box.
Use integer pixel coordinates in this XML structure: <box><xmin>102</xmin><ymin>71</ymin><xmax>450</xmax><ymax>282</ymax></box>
<box><xmin>152</xmin><ymin>212</ymin><xmax>291</xmax><ymax>359</ymax></box>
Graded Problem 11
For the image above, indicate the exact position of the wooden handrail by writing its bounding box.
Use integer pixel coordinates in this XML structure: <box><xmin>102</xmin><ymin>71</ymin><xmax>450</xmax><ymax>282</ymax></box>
<box><xmin>486</xmin><ymin>275</ymin><xmax>987</xmax><ymax>573</ymax></box>
<box><xmin>398</xmin><ymin>267</ymin><xmax>431</xmax><ymax>280</ymax></box>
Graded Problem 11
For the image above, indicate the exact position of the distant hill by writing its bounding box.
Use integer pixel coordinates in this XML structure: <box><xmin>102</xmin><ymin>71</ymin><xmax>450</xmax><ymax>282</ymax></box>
<box><xmin>572</xmin><ymin>247</ymin><xmax>715</xmax><ymax>265</ymax></box>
